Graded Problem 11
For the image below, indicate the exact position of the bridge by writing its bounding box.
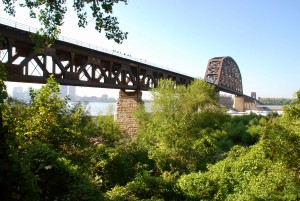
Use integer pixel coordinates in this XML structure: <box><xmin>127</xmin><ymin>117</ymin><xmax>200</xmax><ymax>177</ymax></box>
<box><xmin>0</xmin><ymin>18</ymin><xmax>192</xmax><ymax>90</ymax></box>
<box><xmin>204</xmin><ymin>56</ymin><xmax>259</xmax><ymax>112</ymax></box>
<box><xmin>0</xmin><ymin>18</ymin><xmax>258</xmax><ymax>136</ymax></box>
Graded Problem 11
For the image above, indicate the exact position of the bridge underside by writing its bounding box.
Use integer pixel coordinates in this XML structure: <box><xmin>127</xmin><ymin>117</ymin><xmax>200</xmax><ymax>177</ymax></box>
<box><xmin>0</xmin><ymin>20</ymin><xmax>261</xmax><ymax>136</ymax></box>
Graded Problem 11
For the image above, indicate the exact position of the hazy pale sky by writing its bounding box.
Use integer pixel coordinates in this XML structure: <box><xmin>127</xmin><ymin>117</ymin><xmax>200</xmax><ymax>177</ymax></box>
<box><xmin>2</xmin><ymin>0</ymin><xmax>300</xmax><ymax>98</ymax></box>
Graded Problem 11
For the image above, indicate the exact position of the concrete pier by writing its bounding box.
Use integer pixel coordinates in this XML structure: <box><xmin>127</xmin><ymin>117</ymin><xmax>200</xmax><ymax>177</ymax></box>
<box><xmin>233</xmin><ymin>96</ymin><xmax>245</xmax><ymax>112</ymax></box>
<box><xmin>115</xmin><ymin>90</ymin><xmax>142</xmax><ymax>138</ymax></box>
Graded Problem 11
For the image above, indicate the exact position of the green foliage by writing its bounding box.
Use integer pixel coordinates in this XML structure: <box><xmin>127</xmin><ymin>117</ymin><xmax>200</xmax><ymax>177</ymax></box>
<box><xmin>3</xmin><ymin>0</ymin><xmax>128</xmax><ymax>44</ymax></box>
<box><xmin>10</xmin><ymin>75</ymin><xmax>89</xmax><ymax>156</ymax></box>
<box><xmin>1</xmin><ymin>76</ymin><xmax>105</xmax><ymax>200</ymax></box>
<box><xmin>90</xmin><ymin>142</ymin><xmax>153</xmax><ymax>191</ymax></box>
<box><xmin>218</xmin><ymin>115</ymin><xmax>261</xmax><ymax>151</ymax></box>
<box><xmin>29</xmin><ymin>33</ymin><xmax>56</xmax><ymax>53</ymax></box>
<box><xmin>178</xmin><ymin>143</ymin><xmax>299</xmax><ymax>200</ymax></box>
<box><xmin>96</xmin><ymin>114</ymin><xmax>124</xmax><ymax>145</ymax></box>
<box><xmin>1</xmin><ymin>72</ymin><xmax>300</xmax><ymax>200</ymax></box>
<box><xmin>18</xmin><ymin>141</ymin><xmax>103</xmax><ymax>200</ymax></box>
<box><xmin>136</xmin><ymin>79</ymin><xmax>229</xmax><ymax>173</ymax></box>
<box><xmin>282</xmin><ymin>90</ymin><xmax>300</xmax><ymax>129</ymax></box>
<box><xmin>0</xmin><ymin>37</ymin><xmax>9</xmax><ymax>104</ymax></box>
<box><xmin>105</xmin><ymin>171</ymin><xmax>183</xmax><ymax>201</ymax></box>
<box><xmin>177</xmin><ymin>103</ymin><xmax>300</xmax><ymax>200</ymax></box>
<box><xmin>178</xmin><ymin>172</ymin><xmax>220</xmax><ymax>200</ymax></box>
<box><xmin>3</xmin><ymin>145</ymin><xmax>41</xmax><ymax>201</ymax></box>
<box><xmin>0</xmin><ymin>63</ymin><xmax>8</xmax><ymax>104</ymax></box>
<box><xmin>0</xmin><ymin>57</ymin><xmax>10</xmax><ymax>200</ymax></box>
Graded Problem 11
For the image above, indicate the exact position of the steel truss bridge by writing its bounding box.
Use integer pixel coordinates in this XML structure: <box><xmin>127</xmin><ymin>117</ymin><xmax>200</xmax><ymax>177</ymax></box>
<box><xmin>0</xmin><ymin>18</ymin><xmax>192</xmax><ymax>91</ymax></box>
<box><xmin>0</xmin><ymin>18</ymin><xmax>256</xmax><ymax>102</ymax></box>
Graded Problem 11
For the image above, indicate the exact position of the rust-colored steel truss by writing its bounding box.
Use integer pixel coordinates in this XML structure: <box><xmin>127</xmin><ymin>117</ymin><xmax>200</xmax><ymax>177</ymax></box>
<box><xmin>0</xmin><ymin>23</ymin><xmax>192</xmax><ymax>90</ymax></box>
<box><xmin>0</xmin><ymin>19</ymin><xmax>259</xmax><ymax>103</ymax></box>
<box><xmin>204</xmin><ymin>56</ymin><xmax>243</xmax><ymax>95</ymax></box>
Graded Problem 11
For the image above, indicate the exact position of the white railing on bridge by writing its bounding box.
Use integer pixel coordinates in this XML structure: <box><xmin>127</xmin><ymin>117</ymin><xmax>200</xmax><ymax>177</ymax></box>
<box><xmin>0</xmin><ymin>17</ymin><xmax>193</xmax><ymax>78</ymax></box>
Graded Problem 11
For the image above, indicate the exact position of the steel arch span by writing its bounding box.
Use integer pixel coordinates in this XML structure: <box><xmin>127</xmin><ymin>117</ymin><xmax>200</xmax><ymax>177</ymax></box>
<box><xmin>204</xmin><ymin>56</ymin><xmax>243</xmax><ymax>95</ymax></box>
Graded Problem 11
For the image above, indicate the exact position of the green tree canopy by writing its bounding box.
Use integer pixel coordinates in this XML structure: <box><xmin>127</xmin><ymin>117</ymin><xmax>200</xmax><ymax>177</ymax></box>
<box><xmin>177</xmin><ymin>90</ymin><xmax>300</xmax><ymax>200</ymax></box>
<box><xmin>136</xmin><ymin>79</ymin><xmax>229</xmax><ymax>174</ymax></box>
<box><xmin>2</xmin><ymin>0</ymin><xmax>128</xmax><ymax>44</ymax></box>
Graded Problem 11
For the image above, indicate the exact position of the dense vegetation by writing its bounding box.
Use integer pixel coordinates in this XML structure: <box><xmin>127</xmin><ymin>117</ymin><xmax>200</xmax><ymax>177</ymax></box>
<box><xmin>2</xmin><ymin>2</ymin><xmax>298</xmax><ymax>200</ymax></box>
<box><xmin>258</xmin><ymin>98</ymin><xmax>292</xmax><ymax>105</ymax></box>
<box><xmin>0</xmin><ymin>73</ymin><xmax>299</xmax><ymax>200</ymax></box>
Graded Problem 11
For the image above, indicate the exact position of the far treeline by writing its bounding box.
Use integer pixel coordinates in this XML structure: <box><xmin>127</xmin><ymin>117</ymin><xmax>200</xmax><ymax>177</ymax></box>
<box><xmin>219</xmin><ymin>96</ymin><xmax>292</xmax><ymax>107</ymax></box>
<box><xmin>258</xmin><ymin>98</ymin><xmax>292</xmax><ymax>105</ymax></box>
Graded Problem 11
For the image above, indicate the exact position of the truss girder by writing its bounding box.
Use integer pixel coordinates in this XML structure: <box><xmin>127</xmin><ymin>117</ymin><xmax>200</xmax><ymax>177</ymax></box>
<box><xmin>0</xmin><ymin>24</ymin><xmax>192</xmax><ymax>90</ymax></box>
<box><xmin>204</xmin><ymin>56</ymin><xmax>243</xmax><ymax>95</ymax></box>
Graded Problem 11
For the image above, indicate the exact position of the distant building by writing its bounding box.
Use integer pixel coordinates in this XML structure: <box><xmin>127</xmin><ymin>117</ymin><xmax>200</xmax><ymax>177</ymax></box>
<box><xmin>12</xmin><ymin>87</ymin><xmax>24</xmax><ymax>100</ymax></box>
<box><xmin>60</xmin><ymin>85</ymin><xmax>68</xmax><ymax>98</ymax></box>
<box><xmin>59</xmin><ymin>85</ymin><xmax>77</xmax><ymax>100</ymax></box>
<box><xmin>69</xmin><ymin>86</ymin><xmax>76</xmax><ymax>100</ymax></box>
<box><xmin>24</xmin><ymin>87</ymin><xmax>30</xmax><ymax>101</ymax></box>
<box><xmin>251</xmin><ymin>92</ymin><xmax>256</xmax><ymax>99</ymax></box>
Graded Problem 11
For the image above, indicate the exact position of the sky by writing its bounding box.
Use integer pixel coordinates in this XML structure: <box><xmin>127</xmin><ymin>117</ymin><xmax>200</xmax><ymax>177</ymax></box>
<box><xmin>1</xmin><ymin>0</ymin><xmax>300</xmax><ymax>98</ymax></box>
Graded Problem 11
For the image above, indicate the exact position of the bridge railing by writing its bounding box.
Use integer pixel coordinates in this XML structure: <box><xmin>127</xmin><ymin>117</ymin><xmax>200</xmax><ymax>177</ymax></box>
<box><xmin>0</xmin><ymin>17</ymin><xmax>193</xmax><ymax>78</ymax></box>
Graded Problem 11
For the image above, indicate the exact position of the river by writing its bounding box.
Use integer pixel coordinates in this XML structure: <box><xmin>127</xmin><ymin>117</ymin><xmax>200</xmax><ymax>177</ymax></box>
<box><xmin>70</xmin><ymin>101</ymin><xmax>152</xmax><ymax>116</ymax></box>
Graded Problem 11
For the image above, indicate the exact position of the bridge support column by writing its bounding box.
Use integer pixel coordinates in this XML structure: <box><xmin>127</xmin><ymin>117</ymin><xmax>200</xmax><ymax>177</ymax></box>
<box><xmin>115</xmin><ymin>90</ymin><xmax>142</xmax><ymax>138</ymax></box>
<box><xmin>233</xmin><ymin>96</ymin><xmax>244</xmax><ymax>112</ymax></box>
<box><xmin>244</xmin><ymin>101</ymin><xmax>257</xmax><ymax>111</ymax></box>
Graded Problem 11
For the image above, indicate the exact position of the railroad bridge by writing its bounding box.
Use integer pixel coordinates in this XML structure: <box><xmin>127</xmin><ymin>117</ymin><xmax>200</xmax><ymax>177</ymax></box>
<box><xmin>0</xmin><ymin>18</ymin><xmax>258</xmax><ymax>136</ymax></box>
<box><xmin>204</xmin><ymin>56</ymin><xmax>258</xmax><ymax>112</ymax></box>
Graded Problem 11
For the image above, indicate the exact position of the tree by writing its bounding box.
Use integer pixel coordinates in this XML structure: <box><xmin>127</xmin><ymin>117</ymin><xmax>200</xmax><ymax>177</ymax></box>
<box><xmin>104</xmin><ymin>79</ymin><xmax>232</xmax><ymax>200</ymax></box>
<box><xmin>0</xmin><ymin>35</ymin><xmax>10</xmax><ymax>199</ymax></box>
<box><xmin>177</xmin><ymin>91</ymin><xmax>300</xmax><ymax>200</ymax></box>
<box><xmin>105</xmin><ymin>170</ymin><xmax>183</xmax><ymax>201</ymax></box>
<box><xmin>178</xmin><ymin>144</ymin><xmax>299</xmax><ymax>200</ymax></box>
<box><xmin>1</xmin><ymin>76</ymin><xmax>107</xmax><ymax>200</ymax></box>
<box><xmin>17</xmin><ymin>75</ymin><xmax>92</xmax><ymax>154</ymax></box>
<box><xmin>282</xmin><ymin>90</ymin><xmax>300</xmax><ymax>129</ymax></box>
<box><xmin>136</xmin><ymin>79</ymin><xmax>229</xmax><ymax>174</ymax></box>
<box><xmin>219</xmin><ymin>114</ymin><xmax>260</xmax><ymax>150</ymax></box>
<box><xmin>2</xmin><ymin>0</ymin><xmax>128</xmax><ymax>45</ymax></box>
<box><xmin>0</xmin><ymin>61</ymin><xmax>10</xmax><ymax>201</ymax></box>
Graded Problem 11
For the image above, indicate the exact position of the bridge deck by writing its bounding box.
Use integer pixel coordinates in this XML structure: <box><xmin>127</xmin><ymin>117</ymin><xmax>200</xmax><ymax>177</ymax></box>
<box><xmin>0</xmin><ymin>17</ymin><xmax>258</xmax><ymax>102</ymax></box>
<box><xmin>0</xmin><ymin>17</ymin><xmax>193</xmax><ymax>90</ymax></box>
